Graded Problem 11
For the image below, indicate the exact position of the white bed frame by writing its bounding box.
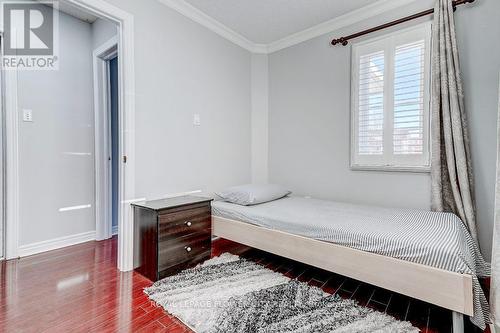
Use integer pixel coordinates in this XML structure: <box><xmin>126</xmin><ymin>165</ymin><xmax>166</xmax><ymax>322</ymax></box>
<box><xmin>212</xmin><ymin>216</ymin><xmax>473</xmax><ymax>333</ymax></box>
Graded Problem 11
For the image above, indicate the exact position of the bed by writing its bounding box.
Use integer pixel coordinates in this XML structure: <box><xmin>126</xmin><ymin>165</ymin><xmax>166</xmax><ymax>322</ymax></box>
<box><xmin>211</xmin><ymin>196</ymin><xmax>490</xmax><ymax>332</ymax></box>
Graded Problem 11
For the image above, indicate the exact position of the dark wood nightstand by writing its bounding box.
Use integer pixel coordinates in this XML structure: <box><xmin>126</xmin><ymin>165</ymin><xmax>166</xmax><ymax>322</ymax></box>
<box><xmin>132</xmin><ymin>196</ymin><xmax>213</xmax><ymax>281</ymax></box>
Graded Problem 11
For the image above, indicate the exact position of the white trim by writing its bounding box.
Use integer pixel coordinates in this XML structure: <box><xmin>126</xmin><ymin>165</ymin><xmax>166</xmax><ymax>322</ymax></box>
<box><xmin>93</xmin><ymin>35</ymin><xmax>118</xmax><ymax>242</ymax></box>
<box><xmin>350</xmin><ymin>165</ymin><xmax>431</xmax><ymax>173</ymax></box>
<box><xmin>155</xmin><ymin>0</ymin><xmax>417</xmax><ymax>54</ymax></box>
<box><xmin>94</xmin><ymin>36</ymin><xmax>119</xmax><ymax>58</ymax></box>
<box><xmin>64</xmin><ymin>0</ymin><xmax>136</xmax><ymax>272</ymax></box>
<box><xmin>119</xmin><ymin>10</ymin><xmax>136</xmax><ymax>272</ymax></box>
<box><xmin>157</xmin><ymin>0</ymin><xmax>267</xmax><ymax>54</ymax></box>
<box><xmin>18</xmin><ymin>231</ymin><xmax>96</xmax><ymax>258</ymax></box>
<box><xmin>5</xmin><ymin>66</ymin><xmax>19</xmax><ymax>260</ymax></box>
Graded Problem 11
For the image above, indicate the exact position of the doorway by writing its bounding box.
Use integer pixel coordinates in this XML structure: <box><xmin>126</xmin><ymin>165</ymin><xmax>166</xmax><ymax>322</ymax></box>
<box><xmin>109</xmin><ymin>56</ymin><xmax>119</xmax><ymax>236</ymax></box>
<box><xmin>3</xmin><ymin>0</ymin><xmax>136</xmax><ymax>271</ymax></box>
<box><xmin>94</xmin><ymin>36</ymin><xmax>119</xmax><ymax>241</ymax></box>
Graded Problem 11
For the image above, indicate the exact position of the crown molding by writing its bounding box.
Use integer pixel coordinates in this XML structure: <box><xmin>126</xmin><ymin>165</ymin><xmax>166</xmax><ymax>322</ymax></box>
<box><xmin>267</xmin><ymin>0</ymin><xmax>418</xmax><ymax>53</ymax></box>
<box><xmin>157</xmin><ymin>0</ymin><xmax>418</xmax><ymax>55</ymax></box>
<box><xmin>157</xmin><ymin>0</ymin><xmax>267</xmax><ymax>53</ymax></box>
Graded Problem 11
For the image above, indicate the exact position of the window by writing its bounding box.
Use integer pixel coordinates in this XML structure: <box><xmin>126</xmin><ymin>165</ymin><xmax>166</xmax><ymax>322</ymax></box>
<box><xmin>351</xmin><ymin>23</ymin><xmax>431</xmax><ymax>172</ymax></box>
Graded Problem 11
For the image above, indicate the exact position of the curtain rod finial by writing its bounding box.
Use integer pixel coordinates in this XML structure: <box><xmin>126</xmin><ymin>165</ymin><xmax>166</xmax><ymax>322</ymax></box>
<box><xmin>331</xmin><ymin>37</ymin><xmax>348</xmax><ymax>46</ymax></box>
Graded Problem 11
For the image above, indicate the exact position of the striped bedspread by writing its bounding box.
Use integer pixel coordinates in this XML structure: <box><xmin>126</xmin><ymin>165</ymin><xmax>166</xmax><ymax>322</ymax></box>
<box><xmin>212</xmin><ymin>196</ymin><xmax>491</xmax><ymax>329</ymax></box>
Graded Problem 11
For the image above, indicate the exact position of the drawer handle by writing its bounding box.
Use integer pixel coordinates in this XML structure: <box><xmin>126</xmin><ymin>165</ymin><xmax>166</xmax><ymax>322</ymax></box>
<box><xmin>185</xmin><ymin>221</ymin><xmax>192</xmax><ymax>227</ymax></box>
<box><xmin>185</xmin><ymin>246</ymin><xmax>192</xmax><ymax>253</ymax></box>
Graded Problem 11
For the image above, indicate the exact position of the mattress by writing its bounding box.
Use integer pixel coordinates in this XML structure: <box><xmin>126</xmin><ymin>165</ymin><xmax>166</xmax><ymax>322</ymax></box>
<box><xmin>212</xmin><ymin>196</ymin><xmax>491</xmax><ymax>328</ymax></box>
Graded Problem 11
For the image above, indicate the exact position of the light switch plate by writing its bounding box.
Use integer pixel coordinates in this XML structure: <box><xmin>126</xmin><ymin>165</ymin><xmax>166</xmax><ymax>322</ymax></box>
<box><xmin>193</xmin><ymin>114</ymin><xmax>201</xmax><ymax>126</ymax></box>
<box><xmin>23</xmin><ymin>109</ymin><xmax>33</xmax><ymax>122</ymax></box>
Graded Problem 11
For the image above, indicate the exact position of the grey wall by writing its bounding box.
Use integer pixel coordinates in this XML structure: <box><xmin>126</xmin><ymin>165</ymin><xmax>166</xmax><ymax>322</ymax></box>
<box><xmin>17</xmin><ymin>0</ymin><xmax>252</xmax><ymax>247</ymax></box>
<box><xmin>268</xmin><ymin>0</ymin><xmax>500</xmax><ymax>260</ymax></box>
<box><xmin>91</xmin><ymin>18</ymin><xmax>118</xmax><ymax>49</ymax></box>
<box><xmin>455</xmin><ymin>0</ymin><xmax>500</xmax><ymax>261</ymax></box>
<box><xmin>18</xmin><ymin>12</ymin><xmax>95</xmax><ymax>246</ymax></box>
<box><xmin>102</xmin><ymin>0</ymin><xmax>252</xmax><ymax>201</ymax></box>
<box><xmin>251</xmin><ymin>54</ymin><xmax>269</xmax><ymax>184</ymax></box>
<box><xmin>492</xmin><ymin>72</ymin><xmax>500</xmax><ymax>330</ymax></box>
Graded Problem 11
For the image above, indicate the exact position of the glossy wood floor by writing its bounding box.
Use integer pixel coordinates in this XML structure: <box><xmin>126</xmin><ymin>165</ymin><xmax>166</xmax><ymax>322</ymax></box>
<box><xmin>0</xmin><ymin>237</ymin><xmax>489</xmax><ymax>332</ymax></box>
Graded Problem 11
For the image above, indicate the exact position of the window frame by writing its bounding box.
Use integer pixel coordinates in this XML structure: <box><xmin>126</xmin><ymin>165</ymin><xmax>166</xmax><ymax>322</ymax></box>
<box><xmin>350</xmin><ymin>22</ymin><xmax>432</xmax><ymax>173</ymax></box>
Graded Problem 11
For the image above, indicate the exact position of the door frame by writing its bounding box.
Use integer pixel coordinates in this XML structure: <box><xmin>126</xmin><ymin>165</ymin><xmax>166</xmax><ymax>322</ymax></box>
<box><xmin>4</xmin><ymin>50</ymin><xmax>19</xmax><ymax>261</ymax></box>
<box><xmin>66</xmin><ymin>0</ymin><xmax>136</xmax><ymax>272</ymax></box>
<box><xmin>94</xmin><ymin>36</ymin><xmax>118</xmax><ymax>242</ymax></box>
<box><xmin>4</xmin><ymin>0</ymin><xmax>137</xmax><ymax>272</ymax></box>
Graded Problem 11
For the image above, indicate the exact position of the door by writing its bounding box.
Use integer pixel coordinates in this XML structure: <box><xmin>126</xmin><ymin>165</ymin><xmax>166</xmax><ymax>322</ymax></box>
<box><xmin>109</xmin><ymin>56</ymin><xmax>119</xmax><ymax>235</ymax></box>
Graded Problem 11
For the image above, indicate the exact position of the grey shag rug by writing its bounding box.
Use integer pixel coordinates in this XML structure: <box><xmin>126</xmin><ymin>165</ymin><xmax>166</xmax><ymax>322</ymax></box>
<box><xmin>144</xmin><ymin>253</ymin><xmax>418</xmax><ymax>333</ymax></box>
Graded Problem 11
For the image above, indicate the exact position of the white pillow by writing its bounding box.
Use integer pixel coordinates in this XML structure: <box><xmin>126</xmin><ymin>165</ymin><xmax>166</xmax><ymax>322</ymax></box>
<box><xmin>216</xmin><ymin>184</ymin><xmax>291</xmax><ymax>206</ymax></box>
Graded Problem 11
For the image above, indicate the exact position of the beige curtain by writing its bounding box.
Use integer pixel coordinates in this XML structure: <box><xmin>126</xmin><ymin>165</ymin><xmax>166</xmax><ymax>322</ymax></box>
<box><xmin>491</xmin><ymin>72</ymin><xmax>500</xmax><ymax>331</ymax></box>
<box><xmin>430</xmin><ymin>0</ymin><xmax>478</xmax><ymax>243</ymax></box>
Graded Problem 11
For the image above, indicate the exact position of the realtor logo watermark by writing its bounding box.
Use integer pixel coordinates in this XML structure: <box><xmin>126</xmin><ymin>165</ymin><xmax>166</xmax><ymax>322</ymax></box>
<box><xmin>2</xmin><ymin>0</ymin><xmax>59</xmax><ymax>70</ymax></box>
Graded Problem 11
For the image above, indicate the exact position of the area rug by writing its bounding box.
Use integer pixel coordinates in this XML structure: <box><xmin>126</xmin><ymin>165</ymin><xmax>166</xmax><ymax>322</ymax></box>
<box><xmin>144</xmin><ymin>253</ymin><xmax>418</xmax><ymax>333</ymax></box>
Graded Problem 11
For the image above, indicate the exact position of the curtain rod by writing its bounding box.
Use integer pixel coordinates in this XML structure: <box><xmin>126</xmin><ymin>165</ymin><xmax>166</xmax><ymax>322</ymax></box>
<box><xmin>331</xmin><ymin>0</ymin><xmax>475</xmax><ymax>46</ymax></box>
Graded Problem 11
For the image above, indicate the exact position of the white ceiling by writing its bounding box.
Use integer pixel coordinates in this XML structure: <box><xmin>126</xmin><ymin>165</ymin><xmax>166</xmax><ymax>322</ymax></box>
<box><xmin>183</xmin><ymin>0</ymin><xmax>375</xmax><ymax>44</ymax></box>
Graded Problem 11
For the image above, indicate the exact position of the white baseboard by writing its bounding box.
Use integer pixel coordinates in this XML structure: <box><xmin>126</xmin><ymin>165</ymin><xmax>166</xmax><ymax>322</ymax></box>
<box><xmin>112</xmin><ymin>225</ymin><xmax>118</xmax><ymax>236</ymax></box>
<box><xmin>18</xmin><ymin>231</ymin><xmax>96</xmax><ymax>258</ymax></box>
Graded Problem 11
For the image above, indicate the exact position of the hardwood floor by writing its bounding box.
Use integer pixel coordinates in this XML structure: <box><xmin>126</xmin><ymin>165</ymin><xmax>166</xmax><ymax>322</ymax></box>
<box><xmin>0</xmin><ymin>238</ymin><xmax>189</xmax><ymax>333</ymax></box>
<box><xmin>0</xmin><ymin>237</ymin><xmax>489</xmax><ymax>332</ymax></box>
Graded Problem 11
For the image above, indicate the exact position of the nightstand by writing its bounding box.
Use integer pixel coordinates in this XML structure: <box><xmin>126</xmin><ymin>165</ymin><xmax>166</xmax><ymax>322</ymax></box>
<box><xmin>132</xmin><ymin>196</ymin><xmax>213</xmax><ymax>281</ymax></box>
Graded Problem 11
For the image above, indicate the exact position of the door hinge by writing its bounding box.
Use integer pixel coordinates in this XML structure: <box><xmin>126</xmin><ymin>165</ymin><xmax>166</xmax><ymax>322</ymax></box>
<box><xmin>123</xmin><ymin>155</ymin><xmax>127</xmax><ymax>164</ymax></box>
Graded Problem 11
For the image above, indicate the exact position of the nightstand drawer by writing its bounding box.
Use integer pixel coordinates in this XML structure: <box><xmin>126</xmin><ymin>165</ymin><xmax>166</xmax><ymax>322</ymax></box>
<box><xmin>158</xmin><ymin>210</ymin><xmax>210</xmax><ymax>240</ymax></box>
<box><xmin>158</xmin><ymin>232</ymin><xmax>211</xmax><ymax>272</ymax></box>
<box><xmin>158</xmin><ymin>205</ymin><xmax>210</xmax><ymax>225</ymax></box>
<box><xmin>158</xmin><ymin>250</ymin><xmax>211</xmax><ymax>280</ymax></box>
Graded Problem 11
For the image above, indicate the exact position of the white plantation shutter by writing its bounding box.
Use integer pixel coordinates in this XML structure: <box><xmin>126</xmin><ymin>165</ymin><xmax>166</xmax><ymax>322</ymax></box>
<box><xmin>358</xmin><ymin>51</ymin><xmax>384</xmax><ymax>156</ymax></box>
<box><xmin>393</xmin><ymin>40</ymin><xmax>425</xmax><ymax>156</ymax></box>
<box><xmin>351</xmin><ymin>23</ymin><xmax>431</xmax><ymax>171</ymax></box>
